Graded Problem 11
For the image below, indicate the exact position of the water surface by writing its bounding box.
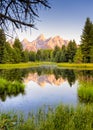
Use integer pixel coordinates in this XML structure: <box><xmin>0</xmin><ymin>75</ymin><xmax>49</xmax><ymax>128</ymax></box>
<box><xmin>0</xmin><ymin>67</ymin><xmax>93</xmax><ymax>114</ymax></box>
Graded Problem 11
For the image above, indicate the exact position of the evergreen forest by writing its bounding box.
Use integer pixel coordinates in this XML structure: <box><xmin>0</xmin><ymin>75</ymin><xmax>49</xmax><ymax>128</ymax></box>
<box><xmin>0</xmin><ymin>18</ymin><xmax>93</xmax><ymax>64</ymax></box>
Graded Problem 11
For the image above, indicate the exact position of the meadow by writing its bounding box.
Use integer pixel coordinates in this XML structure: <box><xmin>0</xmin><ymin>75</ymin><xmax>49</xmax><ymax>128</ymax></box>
<box><xmin>0</xmin><ymin>62</ymin><xmax>93</xmax><ymax>69</ymax></box>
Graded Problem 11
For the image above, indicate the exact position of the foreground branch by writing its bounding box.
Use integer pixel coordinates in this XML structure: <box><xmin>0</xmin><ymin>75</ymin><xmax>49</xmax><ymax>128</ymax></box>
<box><xmin>0</xmin><ymin>13</ymin><xmax>34</xmax><ymax>28</ymax></box>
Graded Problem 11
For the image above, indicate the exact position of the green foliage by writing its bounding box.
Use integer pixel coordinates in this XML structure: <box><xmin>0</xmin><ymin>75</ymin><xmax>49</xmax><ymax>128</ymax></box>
<box><xmin>36</xmin><ymin>49</ymin><xmax>52</xmax><ymax>61</ymax></box>
<box><xmin>2</xmin><ymin>42</ymin><xmax>14</xmax><ymax>63</ymax></box>
<box><xmin>66</xmin><ymin>40</ymin><xmax>77</xmax><ymax>62</ymax></box>
<box><xmin>22</xmin><ymin>50</ymin><xmax>29</xmax><ymax>62</ymax></box>
<box><xmin>74</xmin><ymin>47</ymin><xmax>83</xmax><ymax>63</ymax></box>
<box><xmin>0</xmin><ymin>78</ymin><xmax>25</xmax><ymax>101</ymax></box>
<box><xmin>0</xmin><ymin>113</ymin><xmax>18</xmax><ymax>130</ymax></box>
<box><xmin>60</xmin><ymin>45</ymin><xmax>67</xmax><ymax>62</ymax></box>
<box><xmin>78</xmin><ymin>81</ymin><xmax>93</xmax><ymax>102</ymax></box>
<box><xmin>36</xmin><ymin>49</ymin><xmax>43</xmax><ymax>61</ymax></box>
<box><xmin>2</xmin><ymin>45</ymin><xmax>9</xmax><ymax>63</ymax></box>
<box><xmin>29</xmin><ymin>51</ymin><xmax>36</xmax><ymax>61</ymax></box>
<box><xmin>1</xmin><ymin>18</ymin><xmax>93</xmax><ymax>64</ymax></box>
<box><xmin>52</xmin><ymin>42</ymin><xmax>77</xmax><ymax>63</ymax></box>
<box><xmin>90</xmin><ymin>46</ymin><xmax>93</xmax><ymax>63</ymax></box>
<box><xmin>13</xmin><ymin>38</ymin><xmax>23</xmax><ymax>52</ymax></box>
<box><xmin>13</xmin><ymin>38</ymin><xmax>23</xmax><ymax>62</ymax></box>
<box><xmin>81</xmin><ymin>18</ymin><xmax>93</xmax><ymax>63</ymax></box>
<box><xmin>1</xmin><ymin>104</ymin><xmax>93</xmax><ymax>130</ymax></box>
<box><xmin>42</xmin><ymin>49</ymin><xmax>52</xmax><ymax>61</ymax></box>
<box><xmin>52</xmin><ymin>46</ymin><xmax>60</xmax><ymax>62</ymax></box>
<box><xmin>57</xmin><ymin>63</ymin><xmax>93</xmax><ymax>69</ymax></box>
<box><xmin>14</xmin><ymin>48</ymin><xmax>22</xmax><ymax>63</ymax></box>
<box><xmin>54</xmin><ymin>51</ymin><xmax>61</xmax><ymax>62</ymax></box>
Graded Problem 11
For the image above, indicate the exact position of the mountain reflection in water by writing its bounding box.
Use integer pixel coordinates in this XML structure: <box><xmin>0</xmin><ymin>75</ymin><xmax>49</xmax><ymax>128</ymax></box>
<box><xmin>23</xmin><ymin>73</ymin><xmax>66</xmax><ymax>87</ymax></box>
<box><xmin>0</xmin><ymin>67</ymin><xmax>93</xmax><ymax>113</ymax></box>
<box><xmin>0</xmin><ymin>67</ymin><xmax>77</xmax><ymax>86</ymax></box>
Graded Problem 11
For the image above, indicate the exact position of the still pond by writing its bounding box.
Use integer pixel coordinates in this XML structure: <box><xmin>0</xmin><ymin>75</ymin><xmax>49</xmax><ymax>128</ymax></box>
<box><xmin>0</xmin><ymin>66</ymin><xmax>93</xmax><ymax>114</ymax></box>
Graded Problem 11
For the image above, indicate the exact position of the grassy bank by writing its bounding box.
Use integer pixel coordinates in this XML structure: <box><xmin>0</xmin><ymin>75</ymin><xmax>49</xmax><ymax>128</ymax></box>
<box><xmin>57</xmin><ymin>63</ymin><xmax>93</xmax><ymax>69</ymax></box>
<box><xmin>0</xmin><ymin>78</ymin><xmax>25</xmax><ymax>101</ymax></box>
<box><xmin>0</xmin><ymin>104</ymin><xmax>93</xmax><ymax>130</ymax></box>
<box><xmin>0</xmin><ymin>62</ymin><xmax>93</xmax><ymax>69</ymax></box>
<box><xmin>78</xmin><ymin>81</ymin><xmax>93</xmax><ymax>102</ymax></box>
<box><xmin>0</xmin><ymin>62</ymin><xmax>55</xmax><ymax>69</ymax></box>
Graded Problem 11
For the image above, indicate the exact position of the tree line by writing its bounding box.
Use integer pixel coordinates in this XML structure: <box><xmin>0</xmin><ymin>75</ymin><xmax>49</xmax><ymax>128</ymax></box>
<box><xmin>0</xmin><ymin>17</ymin><xmax>93</xmax><ymax>63</ymax></box>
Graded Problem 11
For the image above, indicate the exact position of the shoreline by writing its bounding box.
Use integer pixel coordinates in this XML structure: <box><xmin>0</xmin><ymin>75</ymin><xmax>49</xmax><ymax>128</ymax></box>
<box><xmin>0</xmin><ymin>62</ymin><xmax>93</xmax><ymax>69</ymax></box>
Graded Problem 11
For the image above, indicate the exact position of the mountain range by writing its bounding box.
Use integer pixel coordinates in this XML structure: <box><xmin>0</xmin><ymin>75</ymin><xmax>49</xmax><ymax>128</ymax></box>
<box><xmin>21</xmin><ymin>34</ymin><xmax>68</xmax><ymax>52</ymax></box>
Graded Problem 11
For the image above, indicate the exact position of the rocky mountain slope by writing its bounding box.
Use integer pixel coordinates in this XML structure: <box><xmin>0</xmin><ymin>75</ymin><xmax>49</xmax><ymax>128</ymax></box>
<box><xmin>21</xmin><ymin>34</ymin><xmax>68</xmax><ymax>51</ymax></box>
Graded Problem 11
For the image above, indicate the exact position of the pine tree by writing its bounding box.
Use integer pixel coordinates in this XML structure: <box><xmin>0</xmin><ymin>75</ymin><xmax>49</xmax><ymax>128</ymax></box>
<box><xmin>22</xmin><ymin>50</ymin><xmax>29</xmax><ymax>62</ymax></box>
<box><xmin>29</xmin><ymin>51</ymin><xmax>36</xmax><ymax>61</ymax></box>
<box><xmin>36</xmin><ymin>50</ymin><xmax>42</xmax><ymax>61</ymax></box>
<box><xmin>55</xmin><ymin>51</ymin><xmax>61</xmax><ymax>62</ymax></box>
<box><xmin>81</xmin><ymin>18</ymin><xmax>93</xmax><ymax>63</ymax></box>
<box><xmin>66</xmin><ymin>40</ymin><xmax>77</xmax><ymax>62</ymax></box>
<box><xmin>2</xmin><ymin>43</ymin><xmax>11</xmax><ymax>63</ymax></box>
<box><xmin>13</xmin><ymin>38</ymin><xmax>23</xmax><ymax>62</ymax></box>
<box><xmin>13</xmin><ymin>38</ymin><xmax>23</xmax><ymax>52</ymax></box>
<box><xmin>2</xmin><ymin>47</ymin><xmax>9</xmax><ymax>63</ymax></box>
<box><xmin>60</xmin><ymin>45</ymin><xmax>67</xmax><ymax>62</ymax></box>
<box><xmin>90</xmin><ymin>46</ymin><xmax>93</xmax><ymax>63</ymax></box>
<box><xmin>52</xmin><ymin>46</ymin><xmax>60</xmax><ymax>62</ymax></box>
<box><xmin>74</xmin><ymin>47</ymin><xmax>83</xmax><ymax>63</ymax></box>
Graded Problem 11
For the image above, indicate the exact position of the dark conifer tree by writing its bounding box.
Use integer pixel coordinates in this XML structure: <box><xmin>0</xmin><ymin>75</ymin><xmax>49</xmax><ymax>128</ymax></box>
<box><xmin>81</xmin><ymin>18</ymin><xmax>93</xmax><ymax>63</ymax></box>
<box><xmin>60</xmin><ymin>45</ymin><xmax>67</xmax><ymax>62</ymax></box>
<box><xmin>13</xmin><ymin>38</ymin><xmax>23</xmax><ymax>62</ymax></box>
<box><xmin>66</xmin><ymin>40</ymin><xmax>77</xmax><ymax>62</ymax></box>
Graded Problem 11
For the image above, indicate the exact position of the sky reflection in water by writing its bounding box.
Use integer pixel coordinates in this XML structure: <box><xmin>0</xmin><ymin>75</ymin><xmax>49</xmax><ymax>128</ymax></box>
<box><xmin>0</xmin><ymin>67</ymin><xmax>92</xmax><ymax>113</ymax></box>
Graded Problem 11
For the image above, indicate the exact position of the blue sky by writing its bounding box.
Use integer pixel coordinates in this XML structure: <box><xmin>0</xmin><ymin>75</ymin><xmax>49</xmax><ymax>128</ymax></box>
<box><xmin>17</xmin><ymin>0</ymin><xmax>93</xmax><ymax>44</ymax></box>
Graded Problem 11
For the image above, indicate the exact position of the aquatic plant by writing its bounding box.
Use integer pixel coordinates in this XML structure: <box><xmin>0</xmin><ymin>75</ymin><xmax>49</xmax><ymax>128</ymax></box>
<box><xmin>0</xmin><ymin>78</ymin><xmax>25</xmax><ymax>101</ymax></box>
<box><xmin>0</xmin><ymin>104</ymin><xmax>93</xmax><ymax>130</ymax></box>
<box><xmin>78</xmin><ymin>81</ymin><xmax>93</xmax><ymax>102</ymax></box>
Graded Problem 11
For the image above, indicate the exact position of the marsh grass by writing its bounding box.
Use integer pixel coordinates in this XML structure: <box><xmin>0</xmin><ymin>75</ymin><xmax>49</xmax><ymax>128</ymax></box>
<box><xmin>0</xmin><ymin>78</ymin><xmax>25</xmax><ymax>101</ymax></box>
<box><xmin>0</xmin><ymin>104</ymin><xmax>93</xmax><ymax>130</ymax></box>
<box><xmin>0</xmin><ymin>62</ymin><xmax>54</xmax><ymax>69</ymax></box>
<box><xmin>0</xmin><ymin>62</ymin><xmax>93</xmax><ymax>69</ymax></box>
<box><xmin>78</xmin><ymin>81</ymin><xmax>93</xmax><ymax>102</ymax></box>
<box><xmin>57</xmin><ymin>63</ymin><xmax>93</xmax><ymax>69</ymax></box>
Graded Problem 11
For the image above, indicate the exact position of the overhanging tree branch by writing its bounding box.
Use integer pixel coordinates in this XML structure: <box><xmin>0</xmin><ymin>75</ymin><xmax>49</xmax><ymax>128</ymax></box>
<box><xmin>0</xmin><ymin>13</ymin><xmax>34</xmax><ymax>28</ymax></box>
<box><xmin>0</xmin><ymin>0</ymin><xmax>51</xmax><ymax>33</ymax></box>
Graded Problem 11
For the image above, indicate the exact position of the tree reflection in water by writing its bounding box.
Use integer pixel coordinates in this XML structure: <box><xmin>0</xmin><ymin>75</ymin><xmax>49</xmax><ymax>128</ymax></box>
<box><xmin>0</xmin><ymin>67</ymin><xmax>93</xmax><ymax>102</ymax></box>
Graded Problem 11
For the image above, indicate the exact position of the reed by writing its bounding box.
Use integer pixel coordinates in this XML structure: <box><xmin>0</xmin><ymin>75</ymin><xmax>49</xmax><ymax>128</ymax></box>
<box><xmin>78</xmin><ymin>81</ymin><xmax>93</xmax><ymax>102</ymax></box>
<box><xmin>0</xmin><ymin>104</ymin><xmax>93</xmax><ymax>130</ymax></box>
<box><xmin>0</xmin><ymin>78</ymin><xmax>25</xmax><ymax>101</ymax></box>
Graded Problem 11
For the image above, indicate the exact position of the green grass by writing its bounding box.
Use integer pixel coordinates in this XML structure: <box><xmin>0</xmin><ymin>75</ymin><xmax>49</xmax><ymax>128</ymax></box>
<box><xmin>1</xmin><ymin>104</ymin><xmax>93</xmax><ymax>130</ymax></box>
<box><xmin>0</xmin><ymin>62</ymin><xmax>93</xmax><ymax>69</ymax></box>
<box><xmin>0</xmin><ymin>78</ymin><xmax>25</xmax><ymax>101</ymax></box>
<box><xmin>78</xmin><ymin>81</ymin><xmax>93</xmax><ymax>102</ymax></box>
<box><xmin>0</xmin><ymin>62</ymin><xmax>55</xmax><ymax>69</ymax></box>
<box><xmin>57</xmin><ymin>63</ymin><xmax>93</xmax><ymax>69</ymax></box>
